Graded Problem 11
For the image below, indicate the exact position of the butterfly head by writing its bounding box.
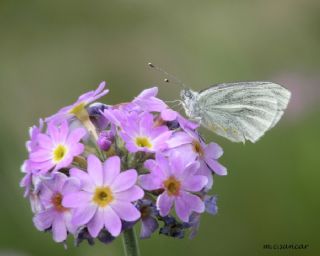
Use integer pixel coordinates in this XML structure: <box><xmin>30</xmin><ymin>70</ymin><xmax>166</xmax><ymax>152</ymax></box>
<box><xmin>180</xmin><ymin>89</ymin><xmax>199</xmax><ymax>119</ymax></box>
<box><xmin>180</xmin><ymin>89</ymin><xmax>195</xmax><ymax>102</ymax></box>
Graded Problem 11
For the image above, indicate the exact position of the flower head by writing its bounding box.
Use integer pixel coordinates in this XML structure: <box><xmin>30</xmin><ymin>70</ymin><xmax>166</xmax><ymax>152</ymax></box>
<box><xmin>33</xmin><ymin>173</ymin><xmax>80</xmax><ymax>242</ymax></box>
<box><xmin>29</xmin><ymin>120</ymin><xmax>86</xmax><ymax>173</ymax></box>
<box><xmin>63</xmin><ymin>155</ymin><xmax>144</xmax><ymax>237</ymax></box>
<box><xmin>22</xmin><ymin>85</ymin><xmax>226</xmax><ymax>245</ymax></box>
<box><xmin>46</xmin><ymin>81</ymin><xmax>109</xmax><ymax>124</ymax></box>
<box><xmin>140</xmin><ymin>154</ymin><xmax>207</xmax><ymax>222</ymax></box>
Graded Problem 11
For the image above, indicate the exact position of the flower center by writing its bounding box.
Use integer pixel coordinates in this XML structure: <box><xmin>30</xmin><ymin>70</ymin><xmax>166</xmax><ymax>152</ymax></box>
<box><xmin>51</xmin><ymin>193</ymin><xmax>68</xmax><ymax>212</ymax></box>
<box><xmin>192</xmin><ymin>140</ymin><xmax>204</xmax><ymax>157</ymax></box>
<box><xmin>52</xmin><ymin>144</ymin><xmax>68</xmax><ymax>163</ymax></box>
<box><xmin>164</xmin><ymin>176</ymin><xmax>181</xmax><ymax>196</ymax></box>
<box><xmin>135</xmin><ymin>136</ymin><xmax>152</xmax><ymax>148</ymax></box>
<box><xmin>69</xmin><ymin>102</ymin><xmax>86</xmax><ymax>116</ymax></box>
<box><xmin>93</xmin><ymin>187</ymin><xmax>114</xmax><ymax>207</ymax></box>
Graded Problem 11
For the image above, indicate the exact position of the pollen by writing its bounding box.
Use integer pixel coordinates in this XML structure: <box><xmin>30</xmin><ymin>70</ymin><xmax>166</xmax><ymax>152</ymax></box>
<box><xmin>52</xmin><ymin>144</ymin><xmax>68</xmax><ymax>163</ymax></box>
<box><xmin>135</xmin><ymin>136</ymin><xmax>152</xmax><ymax>148</ymax></box>
<box><xmin>93</xmin><ymin>187</ymin><xmax>114</xmax><ymax>207</ymax></box>
<box><xmin>192</xmin><ymin>140</ymin><xmax>204</xmax><ymax>157</ymax></box>
<box><xmin>164</xmin><ymin>176</ymin><xmax>181</xmax><ymax>196</ymax></box>
<box><xmin>51</xmin><ymin>193</ymin><xmax>68</xmax><ymax>212</ymax></box>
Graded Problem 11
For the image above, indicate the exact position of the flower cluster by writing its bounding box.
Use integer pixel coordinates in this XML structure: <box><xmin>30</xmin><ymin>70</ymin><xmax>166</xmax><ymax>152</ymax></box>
<box><xmin>20</xmin><ymin>82</ymin><xmax>225</xmax><ymax>245</ymax></box>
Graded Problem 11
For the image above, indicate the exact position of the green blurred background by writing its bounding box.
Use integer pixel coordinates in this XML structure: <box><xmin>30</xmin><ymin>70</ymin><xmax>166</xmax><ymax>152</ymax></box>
<box><xmin>1</xmin><ymin>0</ymin><xmax>319</xmax><ymax>255</ymax></box>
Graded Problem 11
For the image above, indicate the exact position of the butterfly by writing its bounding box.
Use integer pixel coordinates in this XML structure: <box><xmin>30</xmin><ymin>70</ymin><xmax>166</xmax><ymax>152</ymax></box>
<box><xmin>148</xmin><ymin>63</ymin><xmax>291</xmax><ymax>143</ymax></box>
<box><xmin>180</xmin><ymin>82</ymin><xmax>291</xmax><ymax>143</ymax></box>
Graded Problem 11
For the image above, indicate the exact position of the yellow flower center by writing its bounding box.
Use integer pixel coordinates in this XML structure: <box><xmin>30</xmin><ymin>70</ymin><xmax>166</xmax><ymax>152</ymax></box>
<box><xmin>192</xmin><ymin>140</ymin><xmax>204</xmax><ymax>157</ymax></box>
<box><xmin>163</xmin><ymin>176</ymin><xmax>181</xmax><ymax>196</ymax></box>
<box><xmin>135</xmin><ymin>136</ymin><xmax>152</xmax><ymax>148</ymax></box>
<box><xmin>69</xmin><ymin>102</ymin><xmax>86</xmax><ymax>116</ymax></box>
<box><xmin>51</xmin><ymin>193</ymin><xmax>68</xmax><ymax>212</ymax></box>
<box><xmin>93</xmin><ymin>187</ymin><xmax>114</xmax><ymax>207</ymax></box>
<box><xmin>52</xmin><ymin>144</ymin><xmax>68</xmax><ymax>163</ymax></box>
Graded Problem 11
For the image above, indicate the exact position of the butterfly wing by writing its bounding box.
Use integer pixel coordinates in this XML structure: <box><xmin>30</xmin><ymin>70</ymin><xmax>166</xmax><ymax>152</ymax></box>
<box><xmin>196</xmin><ymin>82</ymin><xmax>291</xmax><ymax>143</ymax></box>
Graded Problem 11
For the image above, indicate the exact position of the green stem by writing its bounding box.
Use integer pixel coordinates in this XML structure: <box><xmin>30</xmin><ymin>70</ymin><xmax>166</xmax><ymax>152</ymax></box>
<box><xmin>122</xmin><ymin>228</ymin><xmax>141</xmax><ymax>256</ymax></box>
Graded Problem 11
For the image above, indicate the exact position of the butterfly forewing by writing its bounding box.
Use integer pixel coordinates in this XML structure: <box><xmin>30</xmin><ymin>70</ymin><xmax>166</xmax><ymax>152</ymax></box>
<box><xmin>195</xmin><ymin>82</ymin><xmax>291</xmax><ymax>143</ymax></box>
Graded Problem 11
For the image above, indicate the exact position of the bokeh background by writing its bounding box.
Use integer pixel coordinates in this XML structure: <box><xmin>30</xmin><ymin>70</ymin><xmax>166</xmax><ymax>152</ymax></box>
<box><xmin>1</xmin><ymin>0</ymin><xmax>319</xmax><ymax>255</ymax></box>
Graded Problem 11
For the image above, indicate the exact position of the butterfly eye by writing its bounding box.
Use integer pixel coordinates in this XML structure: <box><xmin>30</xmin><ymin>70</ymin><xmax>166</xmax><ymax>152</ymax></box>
<box><xmin>184</xmin><ymin>90</ymin><xmax>192</xmax><ymax>98</ymax></box>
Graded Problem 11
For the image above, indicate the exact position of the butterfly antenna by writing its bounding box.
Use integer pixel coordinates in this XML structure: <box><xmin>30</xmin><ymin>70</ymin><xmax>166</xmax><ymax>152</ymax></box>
<box><xmin>148</xmin><ymin>62</ymin><xmax>187</xmax><ymax>89</ymax></box>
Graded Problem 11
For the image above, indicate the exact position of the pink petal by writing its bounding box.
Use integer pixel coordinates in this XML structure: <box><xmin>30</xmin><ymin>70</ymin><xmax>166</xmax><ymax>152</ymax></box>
<box><xmin>29</xmin><ymin>149</ymin><xmax>52</xmax><ymax>162</ymax></box>
<box><xmin>52</xmin><ymin>215</ymin><xmax>67</xmax><ymax>242</ymax></box>
<box><xmin>204</xmin><ymin>142</ymin><xmax>223</xmax><ymax>159</ymax></box>
<box><xmin>139</xmin><ymin>174</ymin><xmax>163</xmax><ymax>191</ymax></box>
<box><xmin>111</xmin><ymin>201</ymin><xmax>141</xmax><ymax>221</ymax></box>
<box><xmin>70</xmin><ymin>143</ymin><xmax>84</xmax><ymax>156</ymax></box>
<box><xmin>62</xmin><ymin>191</ymin><xmax>91</xmax><ymax>208</ymax></box>
<box><xmin>156</xmin><ymin>192</ymin><xmax>174</xmax><ymax>217</ymax></box>
<box><xmin>115</xmin><ymin>186</ymin><xmax>144</xmax><ymax>202</ymax></box>
<box><xmin>144</xmin><ymin>159</ymin><xmax>157</xmax><ymax>171</ymax></box>
<box><xmin>70</xmin><ymin>168</ymin><xmax>95</xmax><ymax>192</ymax></box>
<box><xmin>181</xmin><ymin>161</ymin><xmax>200</xmax><ymax>178</ymax></box>
<box><xmin>103</xmin><ymin>156</ymin><xmax>120</xmax><ymax>186</ymax></box>
<box><xmin>182</xmin><ymin>192</ymin><xmax>205</xmax><ymax>213</ymax></box>
<box><xmin>174</xmin><ymin>196</ymin><xmax>190</xmax><ymax>222</ymax></box>
<box><xmin>135</xmin><ymin>87</ymin><xmax>158</xmax><ymax>99</ymax></box>
<box><xmin>59</xmin><ymin>120</ymin><xmax>69</xmax><ymax>143</ymax></box>
<box><xmin>197</xmin><ymin>162</ymin><xmax>214</xmax><ymax>190</ymax></box>
<box><xmin>205</xmin><ymin>158</ymin><xmax>227</xmax><ymax>176</ymax></box>
<box><xmin>87</xmin><ymin>155</ymin><xmax>103</xmax><ymax>186</ymax></box>
<box><xmin>103</xmin><ymin>206</ymin><xmax>122</xmax><ymax>237</ymax></box>
<box><xmin>87</xmin><ymin>208</ymin><xmax>104</xmax><ymax>238</ymax></box>
<box><xmin>43</xmin><ymin>172</ymin><xmax>67</xmax><ymax>192</ymax></box>
<box><xmin>167</xmin><ymin>132</ymin><xmax>192</xmax><ymax>148</ymax></box>
<box><xmin>110</xmin><ymin>169</ymin><xmax>137</xmax><ymax>193</ymax></box>
<box><xmin>62</xmin><ymin>177</ymin><xmax>81</xmax><ymax>195</ymax></box>
<box><xmin>161</xmin><ymin>109</ymin><xmax>177</xmax><ymax>121</ymax></box>
<box><xmin>169</xmin><ymin>153</ymin><xmax>185</xmax><ymax>177</ymax></box>
<box><xmin>95</xmin><ymin>81</ymin><xmax>106</xmax><ymax>94</ymax></box>
<box><xmin>72</xmin><ymin>205</ymin><xmax>97</xmax><ymax>226</ymax></box>
<box><xmin>33</xmin><ymin>209</ymin><xmax>55</xmax><ymax>231</ymax></box>
<box><xmin>63</xmin><ymin>211</ymin><xmax>76</xmax><ymax>234</ymax></box>
<box><xmin>182</xmin><ymin>175</ymin><xmax>208</xmax><ymax>192</ymax></box>
<box><xmin>66</xmin><ymin>128</ymin><xmax>86</xmax><ymax>145</ymax></box>
<box><xmin>47</xmin><ymin>122</ymin><xmax>60</xmax><ymax>143</ymax></box>
<box><xmin>37</xmin><ymin>134</ymin><xmax>53</xmax><ymax>149</ymax></box>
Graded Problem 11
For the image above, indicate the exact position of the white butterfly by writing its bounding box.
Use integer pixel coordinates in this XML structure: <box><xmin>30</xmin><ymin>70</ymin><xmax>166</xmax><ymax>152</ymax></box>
<box><xmin>180</xmin><ymin>82</ymin><xmax>291</xmax><ymax>143</ymax></box>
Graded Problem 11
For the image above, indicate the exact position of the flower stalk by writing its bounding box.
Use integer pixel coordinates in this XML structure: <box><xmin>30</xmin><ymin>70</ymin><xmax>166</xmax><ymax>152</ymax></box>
<box><xmin>122</xmin><ymin>228</ymin><xmax>141</xmax><ymax>256</ymax></box>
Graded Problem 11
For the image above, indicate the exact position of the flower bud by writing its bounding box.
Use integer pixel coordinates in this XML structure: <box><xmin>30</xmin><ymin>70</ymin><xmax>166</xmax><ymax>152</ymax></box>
<box><xmin>97</xmin><ymin>131</ymin><xmax>114</xmax><ymax>151</ymax></box>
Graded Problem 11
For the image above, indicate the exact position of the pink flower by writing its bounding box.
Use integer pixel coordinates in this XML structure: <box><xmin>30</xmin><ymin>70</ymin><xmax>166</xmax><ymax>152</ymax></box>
<box><xmin>46</xmin><ymin>81</ymin><xmax>109</xmax><ymax>123</ymax></box>
<box><xmin>33</xmin><ymin>173</ymin><xmax>80</xmax><ymax>242</ymax></box>
<box><xmin>62</xmin><ymin>155</ymin><xmax>144</xmax><ymax>237</ymax></box>
<box><xmin>29</xmin><ymin>120</ymin><xmax>86</xmax><ymax>173</ymax></box>
<box><xmin>168</xmin><ymin>128</ymin><xmax>227</xmax><ymax>179</ymax></box>
<box><xmin>119</xmin><ymin>112</ymin><xmax>172</xmax><ymax>153</ymax></box>
<box><xmin>139</xmin><ymin>154</ymin><xmax>207</xmax><ymax>222</ymax></box>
